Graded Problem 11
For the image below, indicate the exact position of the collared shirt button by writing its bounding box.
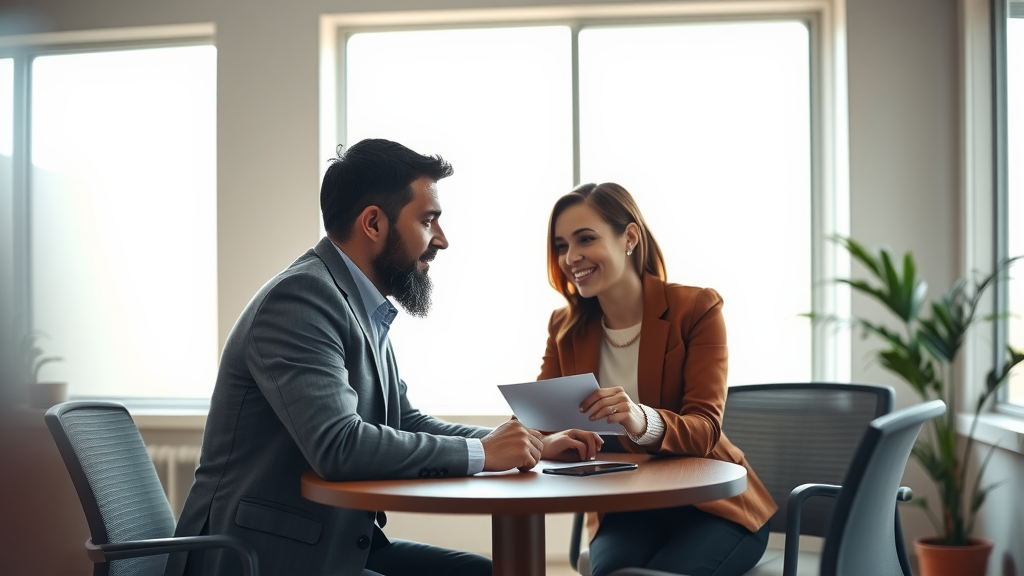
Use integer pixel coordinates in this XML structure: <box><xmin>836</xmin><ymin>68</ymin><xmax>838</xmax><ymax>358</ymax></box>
<box><xmin>356</xmin><ymin>535</ymin><xmax>370</xmax><ymax>549</ymax></box>
<box><xmin>440</xmin><ymin>468</ymin><xmax>448</xmax><ymax>476</ymax></box>
<box><xmin>419</xmin><ymin>469</ymin><xmax>429</xmax><ymax>477</ymax></box>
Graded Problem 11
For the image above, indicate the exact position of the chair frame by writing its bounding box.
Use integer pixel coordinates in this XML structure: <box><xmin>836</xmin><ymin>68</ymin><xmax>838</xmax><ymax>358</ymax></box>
<box><xmin>45</xmin><ymin>401</ymin><xmax>259</xmax><ymax>576</ymax></box>
<box><xmin>816</xmin><ymin>400</ymin><xmax>946</xmax><ymax>576</ymax></box>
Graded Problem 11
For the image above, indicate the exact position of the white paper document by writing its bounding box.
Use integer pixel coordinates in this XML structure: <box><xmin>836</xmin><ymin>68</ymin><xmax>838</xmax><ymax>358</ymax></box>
<box><xmin>497</xmin><ymin>373</ymin><xmax>626</xmax><ymax>435</ymax></box>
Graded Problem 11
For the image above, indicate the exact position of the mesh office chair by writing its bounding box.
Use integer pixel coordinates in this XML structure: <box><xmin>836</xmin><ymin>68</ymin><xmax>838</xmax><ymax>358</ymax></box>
<box><xmin>567</xmin><ymin>383</ymin><xmax>894</xmax><ymax>576</ymax></box>
<box><xmin>724</xmin><ymin>383</ymin><xmax>896</xmax><ymax>576</ymax></box>
<box><xmin>816</xmin><ymin>399</ymin><xmax>946</xmax><ymax>576</ymax></box>
<box><xmin>45</xmin><ymin>401</ymin><xmax>258</xmax><ymax>576</ymax></box>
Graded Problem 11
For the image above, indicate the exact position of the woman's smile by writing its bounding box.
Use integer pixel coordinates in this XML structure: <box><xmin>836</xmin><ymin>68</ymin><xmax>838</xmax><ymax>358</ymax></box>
<box><xmin>573</xmin><ymin>266</ymin><xmax>597</xmax><ymax>285</ymax></box>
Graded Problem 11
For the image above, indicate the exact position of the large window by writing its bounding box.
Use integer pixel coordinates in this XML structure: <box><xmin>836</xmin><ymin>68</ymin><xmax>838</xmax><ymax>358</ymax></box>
<box><xmin>341</xmin><ymin>19</ymin><xmax>814</xmax><ymax>414</ymax></box>
<box><xmin>1001</xmin><ymin>2</ymin><xmax>1024</xmax><ymax>407</ymax></box>
<box><xmin>6</xmin><ymin>43</ymin><xmax>217</xmax><ymax>400</ymax></box>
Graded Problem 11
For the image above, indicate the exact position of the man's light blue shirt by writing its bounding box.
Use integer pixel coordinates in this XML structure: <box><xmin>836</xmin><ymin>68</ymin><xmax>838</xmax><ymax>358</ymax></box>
<box><xmin>333</xmin><ymin>243</ymin><xmax>485</xmax><ymax>475</ymax></box>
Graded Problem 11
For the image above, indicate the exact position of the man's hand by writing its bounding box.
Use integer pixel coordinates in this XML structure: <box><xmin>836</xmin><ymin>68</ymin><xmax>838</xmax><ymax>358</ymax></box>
<box><xmin>481</xmin><ymin>420</ymin><xmax>545</xmax><ymax>472</ymax></box>
<box><xmin>541</xmin><ymin>430</ymin><xmax>603</xmax><ymax>462</ymax></box>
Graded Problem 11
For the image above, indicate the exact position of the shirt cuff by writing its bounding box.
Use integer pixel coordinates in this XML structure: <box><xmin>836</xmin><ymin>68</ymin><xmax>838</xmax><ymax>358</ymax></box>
<box><xmin>627</xmin><ymin>404</ymin><xmax>666</xmax><ymax>446</ymax></box>
<box><xmin>466</xmin><ymin>438</ymin><xmax>486</xmax><ymax>475</ymax></box>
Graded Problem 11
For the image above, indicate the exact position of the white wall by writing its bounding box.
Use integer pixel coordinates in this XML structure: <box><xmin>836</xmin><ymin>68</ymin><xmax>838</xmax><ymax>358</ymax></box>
<box><xmin>845</xmin><ymin>0</ymin><xmax>962</xmax><ymax>560</ymax></box>
<box><xmin>2</xmin><ymin>0</ymin><xmax>1021</xmax><ymax>572</ymax></box>
<box><xmin>977</xmin><ymin>446</ymin><xmax>1024</xmax><ymax>575</ymax></box>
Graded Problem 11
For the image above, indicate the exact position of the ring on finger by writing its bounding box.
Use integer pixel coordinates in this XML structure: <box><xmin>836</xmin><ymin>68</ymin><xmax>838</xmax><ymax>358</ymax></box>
<box><xmin>610</xmin><ymin>406</ymin><xmax>618</xmax><ymax>414</ymax></box>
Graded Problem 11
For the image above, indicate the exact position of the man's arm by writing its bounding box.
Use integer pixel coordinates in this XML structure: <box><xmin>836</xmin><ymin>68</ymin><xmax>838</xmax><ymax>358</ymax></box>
<box><xmin>397</xmin><ymin>378</ymin><xmax>554</xmax><ymax>473</ymax></box>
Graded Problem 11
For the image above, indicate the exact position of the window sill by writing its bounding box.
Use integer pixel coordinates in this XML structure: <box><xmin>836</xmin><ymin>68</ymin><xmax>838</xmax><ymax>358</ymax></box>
<box><xmin>130</xmin><ymin>410</ymin><xmax>209</xmax><ymax>431</ymax></box>
<box><xmin>65</xmin><ymin>396</ymin><xmax>212</xmax><ymax>431</ymax></box>
<box><xmin>121</xmin><ymin>405</ymin><xmax>505</xmax><ymax>432</ymax></box>
<box><xmin>957</xmin><ymin>412</ymin><xmax>1024</xmax><ymax>455</ymax></box>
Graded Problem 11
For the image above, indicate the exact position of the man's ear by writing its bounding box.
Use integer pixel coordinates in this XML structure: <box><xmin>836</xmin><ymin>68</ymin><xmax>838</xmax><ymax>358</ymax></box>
<box><xmin>356</xmin><ymin>206</ymin><xmax>389</xmax><ymax>244</ymax></box>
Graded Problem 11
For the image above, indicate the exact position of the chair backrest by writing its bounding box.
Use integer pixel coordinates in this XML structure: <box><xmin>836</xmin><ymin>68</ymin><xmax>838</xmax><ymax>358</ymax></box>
<box><xmin>820</xmin><ymin>399</ymin><xmax>946</xmax><ymax>576</ymax></box>
<box><xmin>45</xmin><ymin>401</ymin><xmax>176</xmax><ymax>576</ymax></box>
<box><xmin>721</xmin><ymin>383</ymin><xmax>894</xmax><ymax>535</ymax></box>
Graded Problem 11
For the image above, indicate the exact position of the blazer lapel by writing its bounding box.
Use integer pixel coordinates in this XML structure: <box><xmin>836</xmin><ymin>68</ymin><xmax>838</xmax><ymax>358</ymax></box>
<box><xmin>571</xmin><ymin>315</ymin><xmax>602</xmax><ymax>380</ymax></box>
<box><xmin>638</xmin><ymin>274</ymin><xmax>670</xmax><ymax>407</ymax></box>
<box><xmin>313</xmin><ymin>237</ymin><xmax>389</xmax><ymax>420</ymax></box>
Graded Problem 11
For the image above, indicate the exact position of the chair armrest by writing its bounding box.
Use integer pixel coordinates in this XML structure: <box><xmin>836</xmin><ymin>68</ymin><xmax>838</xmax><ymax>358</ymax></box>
<box><xmin>569</xmin><ymin>512</ymin><xmax>585</xmax><ymax>572</ymax></box>
<box><xmin>782</xmin><ymin>484</ymin><xmax>913</xmax><ymax>576</ymax></box>
<box><xmin>783</xmin><ymin>483</ymin><xmax>842</xmax><ymax>576</ymax></box>
<box><xmin>86</xmin><ymin>535</ymin><xmax>258</xmax><ymax>576</ymax></box>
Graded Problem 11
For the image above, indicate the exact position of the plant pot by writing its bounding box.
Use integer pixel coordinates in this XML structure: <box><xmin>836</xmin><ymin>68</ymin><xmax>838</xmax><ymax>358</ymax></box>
<box><xmin>915</xmin><ymin>536</ymin><xmax>993</xmax><ymax>576</ymax></box>
<box><xmin>29</xmin><ymin>381</ymin><xmax>68</xmax><ymax>410</ymax></box>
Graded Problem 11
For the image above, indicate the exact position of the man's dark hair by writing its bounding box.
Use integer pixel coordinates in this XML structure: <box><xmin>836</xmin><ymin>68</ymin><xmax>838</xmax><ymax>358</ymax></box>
<box><xmin>320</xmin><ymin>139</ymin><xmax>453</xmax><ymax>240</ymax></box>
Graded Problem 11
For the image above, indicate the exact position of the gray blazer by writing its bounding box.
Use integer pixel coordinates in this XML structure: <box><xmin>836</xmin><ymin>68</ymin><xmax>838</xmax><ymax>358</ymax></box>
<box><xmin>167</xmin><ymin>237</ymin><xmax>490</xmax><ymax>576</ymax></box>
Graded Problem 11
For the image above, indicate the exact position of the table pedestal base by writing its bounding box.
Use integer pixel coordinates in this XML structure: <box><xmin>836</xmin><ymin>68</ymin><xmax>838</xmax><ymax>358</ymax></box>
<box><xmin>492</xmin><ymin>513</ymin><xmax>545</xmax><ymax>576</ymax></box>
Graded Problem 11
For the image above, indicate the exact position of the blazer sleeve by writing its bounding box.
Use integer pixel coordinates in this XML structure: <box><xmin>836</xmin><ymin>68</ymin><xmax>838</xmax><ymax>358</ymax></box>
<box><xmin>246</xmin><ymin>272</ymin><xmax>475</xmax><ymax>481</ymax></box>
<box><xmin>650</xmin><ymin>288</ymin><xmax>728</xmax><ymax>457</ymax></box>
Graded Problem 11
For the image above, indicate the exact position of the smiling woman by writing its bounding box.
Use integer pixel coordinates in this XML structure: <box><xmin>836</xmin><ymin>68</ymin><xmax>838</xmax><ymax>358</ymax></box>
<box><xmin>537</xmin><ymin>182</ymin><xmax>776</xmax><ymax>576</ymax></box>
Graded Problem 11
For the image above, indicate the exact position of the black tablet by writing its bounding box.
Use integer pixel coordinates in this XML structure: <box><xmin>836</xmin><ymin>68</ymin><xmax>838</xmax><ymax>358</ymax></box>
<box><xmin>542</xmin><ymin>462</ymin><xmax>638</xmax><ymax>477</ymax></box>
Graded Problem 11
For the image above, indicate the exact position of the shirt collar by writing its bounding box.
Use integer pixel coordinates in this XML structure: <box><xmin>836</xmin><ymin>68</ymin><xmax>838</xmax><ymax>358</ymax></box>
<box><xmin>332</xmin><ymin>242</ymin><xmax>394</xmax><ymax>328</ymax></box>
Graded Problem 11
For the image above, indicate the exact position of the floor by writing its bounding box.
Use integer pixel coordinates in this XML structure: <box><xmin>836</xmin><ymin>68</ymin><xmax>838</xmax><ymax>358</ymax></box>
<box><xmin>546</xmin><ymin>563</ymin><xmax>578</xmax><ymax>576</ymax></box>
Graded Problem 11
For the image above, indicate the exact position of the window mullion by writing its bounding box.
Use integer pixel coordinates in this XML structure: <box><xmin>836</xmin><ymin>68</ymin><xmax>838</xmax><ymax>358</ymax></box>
<box><xmin>571</xmin><ymin>23</ymin><xmax>581</xmax><ymax>188</ymax></box>
<box><xmin>12</xmin><ymin>53</ymin><xmax>31</xmax><ymax>330</ymax></box>
<box><xmin>993</xmin><ymin>0</ymin><xmax>1010</xmax><ymax>405</ymax></box>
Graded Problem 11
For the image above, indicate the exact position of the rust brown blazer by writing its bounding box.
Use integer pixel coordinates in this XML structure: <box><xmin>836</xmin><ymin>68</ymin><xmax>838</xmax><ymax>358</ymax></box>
<box><xmin>538</xmin><ymin>274</ymin><xmax>777</xmax><ymax>539</ymax></box>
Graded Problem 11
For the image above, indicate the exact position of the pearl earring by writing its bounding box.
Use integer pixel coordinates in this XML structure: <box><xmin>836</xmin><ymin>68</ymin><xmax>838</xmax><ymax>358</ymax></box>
<box><xmin>626</xmin><ymin>245</ymin><xmax>633</xmax><ymax>256</ymax></box>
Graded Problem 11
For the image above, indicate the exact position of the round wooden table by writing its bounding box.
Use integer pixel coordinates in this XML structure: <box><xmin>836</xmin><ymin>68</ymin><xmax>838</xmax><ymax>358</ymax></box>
<box><xmin>302</xmin><ymin>453</ymin><xmax>747</xmax><ymax>576</ymax></box>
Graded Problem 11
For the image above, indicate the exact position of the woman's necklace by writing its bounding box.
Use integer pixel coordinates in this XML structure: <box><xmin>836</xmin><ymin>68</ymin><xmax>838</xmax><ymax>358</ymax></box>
<box><xmin>601</xmin><ymin>316</ymin><xmax>642</xmax><ymax>348</ymax></box>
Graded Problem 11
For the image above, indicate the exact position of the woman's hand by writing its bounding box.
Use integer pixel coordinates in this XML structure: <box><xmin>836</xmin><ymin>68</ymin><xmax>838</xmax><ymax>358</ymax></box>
<box><xmin>541</xmin><ymin>429</ymin><xmax>604</xmax><ymax>462</ymax></box>
<box><xmin>580</xmin><ymin>386</ymin><xmax>646</xmax><ymax>437</ymax></box>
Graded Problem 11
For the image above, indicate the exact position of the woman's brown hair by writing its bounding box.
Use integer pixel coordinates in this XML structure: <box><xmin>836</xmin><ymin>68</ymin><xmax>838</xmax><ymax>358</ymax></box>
<box><xmin>546</xmin><ymin>182</ymin><xmax>667</xmax><ymax>339</ymax></box>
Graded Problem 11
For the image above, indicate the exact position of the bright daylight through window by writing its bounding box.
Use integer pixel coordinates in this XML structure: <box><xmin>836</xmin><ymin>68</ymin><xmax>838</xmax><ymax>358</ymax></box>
<box><xmin>29</xmin><ymin>45</ymin><xmax>217</xmax><ymax>400</ymax></box>
<box><xmin>343</xmin><ymin>21</ymin><xmax>812</xmax><ymax>415</ymax></box>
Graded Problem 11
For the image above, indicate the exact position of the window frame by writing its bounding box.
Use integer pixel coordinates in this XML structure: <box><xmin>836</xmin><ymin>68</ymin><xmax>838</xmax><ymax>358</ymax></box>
<box><xmin>994</xmin><ymin>0</ymin><xmax>1024</xmax><ymax>416</ymax></box>
<box><xmin>321</xmin><ymin>1</ymin><xmax>851</xmax><ymax>384</ymax></box>
<box><xmin>959</xmin><ymin>0</ymin><xmax>1024</xmax><ymax>435</ymax></box>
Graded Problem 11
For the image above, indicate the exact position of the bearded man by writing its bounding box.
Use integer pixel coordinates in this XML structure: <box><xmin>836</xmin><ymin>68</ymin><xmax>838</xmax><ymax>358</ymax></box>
<box><xmin>167</xmin><ymin>139</ymin><xmax>576</xmax><ymax>576</ymax></box>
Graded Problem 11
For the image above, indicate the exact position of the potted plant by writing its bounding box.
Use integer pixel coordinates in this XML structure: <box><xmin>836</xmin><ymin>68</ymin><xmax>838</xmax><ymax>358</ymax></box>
<box><xmin>20</xmin><ymin>329</ymin><xmax>67</xmax><ymax>410</ymax></box>
<box><xmin>827</xmin><ymin>237</ymin><xmax>1023</xmax><ymax>576</ymax></box>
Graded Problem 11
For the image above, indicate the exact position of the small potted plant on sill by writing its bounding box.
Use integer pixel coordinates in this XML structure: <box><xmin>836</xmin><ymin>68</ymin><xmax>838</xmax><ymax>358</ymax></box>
<box><xmin>20</xmin><ymin>329</ymin><xmax>67</xmax><ymax>410</ymax></box>
<box><xmin>823</xmin><ymin>237</ymin><xmax>1023</xmax><ymax>576</ymax></box>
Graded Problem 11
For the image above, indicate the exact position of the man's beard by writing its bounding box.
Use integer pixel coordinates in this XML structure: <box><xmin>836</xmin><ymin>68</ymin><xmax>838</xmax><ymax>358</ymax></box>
<box><xmin>372</xmin><ymin>230</ymin><xmax>437</xmax><ymax>318</ymax></box>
